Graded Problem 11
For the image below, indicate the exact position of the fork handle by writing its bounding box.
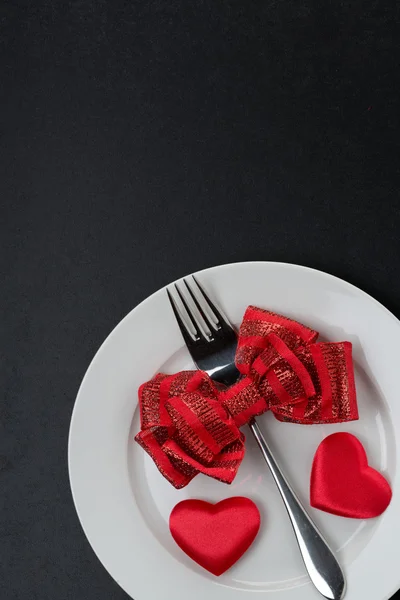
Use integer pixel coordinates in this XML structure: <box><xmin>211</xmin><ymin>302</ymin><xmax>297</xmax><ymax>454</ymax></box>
<box><xmin>249</xmin><ymin>419</ymin><xmax>346</xmax><ymax>600</ymax></box>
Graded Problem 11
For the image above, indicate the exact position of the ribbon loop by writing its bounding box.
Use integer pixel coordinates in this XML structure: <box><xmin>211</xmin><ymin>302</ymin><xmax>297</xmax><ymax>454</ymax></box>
<box><xmin>135</xmin><ymin>307</ymin><xmax>358</xmax><ymax>489</ymax></box>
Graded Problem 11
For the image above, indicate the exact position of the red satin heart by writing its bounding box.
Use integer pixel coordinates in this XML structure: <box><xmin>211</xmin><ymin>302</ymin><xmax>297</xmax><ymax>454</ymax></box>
<box><xmin>311</xmin><ymin>432</ymin><xmax>392</xmax><ymax>518</ymax></box>
<box><xmin>169</xmin><ymin>497</ymin><xmax>261</xmax><ymax>575</ymax></box>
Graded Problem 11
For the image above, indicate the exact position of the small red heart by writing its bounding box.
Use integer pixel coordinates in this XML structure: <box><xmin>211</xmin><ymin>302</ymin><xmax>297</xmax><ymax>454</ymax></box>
<box><xmin>169</xmin><ymin>497</ymin><xmax>261</xmax><ymax>575</ymax></box>
<box><xmin>311</xmin><ymin>432</ymin><xmax>392</xmax><ymax>518</ymax></box>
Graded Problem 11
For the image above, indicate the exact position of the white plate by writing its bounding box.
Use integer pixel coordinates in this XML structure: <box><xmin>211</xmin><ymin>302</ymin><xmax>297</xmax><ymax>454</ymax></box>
<box><xmin>69</xmin><ymin>262</ymin><xmax>399</xmax><ymax>600</ymax></box>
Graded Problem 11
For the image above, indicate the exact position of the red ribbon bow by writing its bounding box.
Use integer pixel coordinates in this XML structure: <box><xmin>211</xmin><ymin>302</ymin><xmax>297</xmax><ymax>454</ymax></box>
<box><xmin>135</xmin><ymin>306</ymin><xmax>358</xmax><ymax>489</ymax></box>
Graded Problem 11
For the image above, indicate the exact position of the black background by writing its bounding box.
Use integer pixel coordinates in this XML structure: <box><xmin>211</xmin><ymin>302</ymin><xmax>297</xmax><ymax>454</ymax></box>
<box><xmin>1</xmin><ymin>1</ymin><xmax>400</xmax><ymax>598</ymax></box>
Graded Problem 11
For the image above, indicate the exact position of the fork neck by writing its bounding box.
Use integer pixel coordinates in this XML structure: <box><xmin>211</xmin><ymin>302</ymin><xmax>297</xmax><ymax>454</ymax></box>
<box><xmin>208</xmin><ymin>363</ymin><xmax>241</xmax><ymax>387</ymax></box>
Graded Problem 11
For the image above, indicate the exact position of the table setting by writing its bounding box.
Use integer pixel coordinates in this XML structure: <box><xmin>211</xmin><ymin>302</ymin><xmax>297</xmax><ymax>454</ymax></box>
<box><xmin>69</xmin><ymin>261</ymin><xmax>399</xmax><ymax>600</ymax></box>
<box><xmin>2</xmin><ymin>2</ymin><xmax>399</xmax><ymax>599</ymax></box>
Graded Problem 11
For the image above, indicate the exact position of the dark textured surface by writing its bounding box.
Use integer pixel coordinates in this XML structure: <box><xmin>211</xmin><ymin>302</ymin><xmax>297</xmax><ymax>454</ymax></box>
<box><xmin>1</xmin><ymin>1</ymin><xmax>400</xmax><ymax>598</ymax></box>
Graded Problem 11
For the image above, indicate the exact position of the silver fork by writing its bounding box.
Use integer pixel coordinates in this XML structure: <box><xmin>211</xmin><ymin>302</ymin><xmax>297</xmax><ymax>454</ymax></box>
<box><xmin>167</xmin><ymin>276</ymin><xmax>346</xmax><ymax>600</ymax></box>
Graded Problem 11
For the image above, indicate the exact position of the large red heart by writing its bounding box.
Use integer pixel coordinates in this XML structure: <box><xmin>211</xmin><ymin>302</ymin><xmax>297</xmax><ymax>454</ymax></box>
<box><xmin>169</xmin><ymin>497</ymin><xmax>261</xmax><ymax>575</ymax></box>
<box><xmin>311</xmin><ymin>432</ymin><xmax>392</xmax><ymax>518</ymax></box>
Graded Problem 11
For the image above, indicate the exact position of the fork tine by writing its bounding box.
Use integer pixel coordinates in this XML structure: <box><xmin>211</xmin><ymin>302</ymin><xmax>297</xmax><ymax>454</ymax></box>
<box><xmin>183</xmin><ymin>279</ymin><xmax>218</xmax><ymax>333</ymax></box>
<box><xmin>166</xmin><ymin>288</ymin><xmax>199</xmax><ymax>342</ymax></box>
<box><xmin>191</xmin><ymin>275</ymin><xmax>229</xmax><ymax>327</ymax></box>
<box><xmin>173</xmin><ymin>283</ymin><xmax>208</xmax><ymax>339</ymax></box>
